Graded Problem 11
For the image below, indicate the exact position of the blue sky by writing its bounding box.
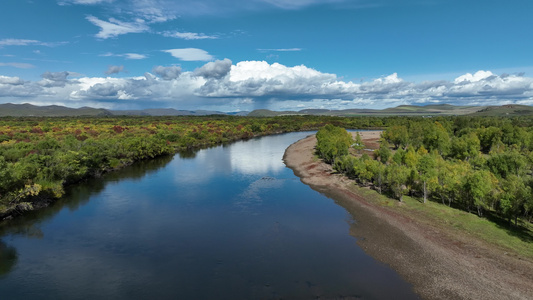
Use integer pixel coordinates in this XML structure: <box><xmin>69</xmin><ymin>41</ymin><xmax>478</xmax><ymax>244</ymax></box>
<box><xmin>1</xmin><ymin>0</ymin><xmax>532</xmax><ymax>111</ymax></box>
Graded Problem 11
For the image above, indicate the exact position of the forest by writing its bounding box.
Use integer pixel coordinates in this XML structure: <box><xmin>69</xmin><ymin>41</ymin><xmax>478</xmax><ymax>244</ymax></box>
<box><xmin>316</xmin><ymin>117</ymin><xmax>533</xmax><ymax>227</ymax></box>
<box><xmin>0</xmin><ymin>115</ymin><xmax>384</xmax><ymax>219</ymax></box>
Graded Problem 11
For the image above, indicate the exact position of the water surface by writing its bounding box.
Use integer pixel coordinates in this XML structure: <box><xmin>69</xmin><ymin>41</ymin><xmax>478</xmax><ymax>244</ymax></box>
<box><xmin>0</xmin><ymin>132</ymin><xmax>418</xmax><ymax>299</ymax></box>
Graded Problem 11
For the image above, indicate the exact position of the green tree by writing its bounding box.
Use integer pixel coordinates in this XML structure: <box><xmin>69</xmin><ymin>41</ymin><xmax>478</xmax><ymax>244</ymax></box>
<box><xmin>486</xmin><ymin>149</ymin><xmax>527</xmax><ymax>179</ymax></box>
<box><xmin>477</xmin><ymin>126</ymin><xmax>502</xmax><ymax>153</ymax></box>
<box><xmin>417</xmin><ymin>153</ymin><xmax>437</xmax><ymax>203</ymax></box>
<box><xmin>366</xmin><ymin>159</ymin><xmax>385</xmax><ymax>193</ymax></box>
<box><xmin>353</xmin><ymin>132</ymin><xmax>365</xmax><ymax>153</ymax></box>
<box><xmin>0</xmin><ymin>157</ymin><xmax>15</xmax><ymax>199</ymax></box>
<box><xmin>500</xmin><ymin>175</ymin><xmax>530</xmax><ymax>226</ymax></box>
<box><xmin>434</xmin><ymin>158</ymin><xmax>469</xmax><ymax>207</ymax></box>
<box><xmin>359</xmin><ymin>156</ymin><xmax>376</xmax><ymax>186</ymax></box>
<box><xmin>385</xmin><ymin>163</ymin><xmax>409</xmax><ymax>201</ymax></box>
<box><xmin>423</xmin><ymin>121</ymin><xmax>450</xmax><ymax>155</ymax></box>
<box><xmin>450</xmin><ymin>132</ymin><xmax>480</xmax><ymax>161</ymax></box>
<box><xmin>374</xmin><ymin>139</ymin><xmax>392</xmax><ymax>164</ymax></box>
<box><xmin>392</xmin><ymin>148</ymin><xmax>405</xmax><ymax>165</ymax></box>
<box><xmin>384</xmin><ymin>125</ymin><xmax>409</xmax><ymax>149</ymax></box>
<box><xmin>403</xmin><ymin>147</ymin><xmax>419</xmax><ymax>169</ymax></box>
<box><xmin>463</xmin><ymin>170</ymin><xmax>496</xmax><ymax>217</ymax></box>
<box><xmin>316</xmin><ymin>124</ymin><xmax>353</xmax><ymax>164</ymax></box>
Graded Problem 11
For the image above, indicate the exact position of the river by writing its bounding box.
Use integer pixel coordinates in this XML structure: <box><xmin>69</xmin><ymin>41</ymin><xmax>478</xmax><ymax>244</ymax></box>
<box><xmin>0</xmin><ymin>132</ymin><xmax>418</xmax><ymax>299</ymax></box>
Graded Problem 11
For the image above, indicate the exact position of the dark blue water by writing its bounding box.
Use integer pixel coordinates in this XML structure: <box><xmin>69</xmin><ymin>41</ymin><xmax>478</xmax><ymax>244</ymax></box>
<box><xmin>0</xmin><ymin>132</ymin><xmax>418</xmax><ymax>299</ymax></box>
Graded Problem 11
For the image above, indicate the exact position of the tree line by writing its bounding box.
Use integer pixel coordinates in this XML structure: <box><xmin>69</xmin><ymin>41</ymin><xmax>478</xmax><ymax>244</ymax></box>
<box><xmin>316</xmin><ymin>117</ymin><xmax>533</xmax><ymax>226</ymax></box>
<box><xmin>0</xmin><ymin>115</ymin><xmax>386</xmax><ymax>218</ymax></box>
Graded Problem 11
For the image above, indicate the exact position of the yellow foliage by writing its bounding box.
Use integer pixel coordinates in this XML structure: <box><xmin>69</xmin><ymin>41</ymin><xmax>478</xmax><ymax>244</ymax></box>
<box><xmin>22</xmin><ymin>184</ymin><xmax>42</xmax><ymax>197</ymax></box>
<box><xmin>1</xmin><ymin>140</ymin><xmax>16</xmax><ymax>146</ymax></box>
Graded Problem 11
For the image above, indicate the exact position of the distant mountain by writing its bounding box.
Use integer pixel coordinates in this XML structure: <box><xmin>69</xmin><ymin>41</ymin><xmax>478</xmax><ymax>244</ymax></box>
<box><xmin>0</xmin><ymin>103</ymin><xmax>111</xmax><ymax>117</ymax></box>
<box><xmin>247</xmin><ymin>109</ymin><xmax>298</xmax><ymax>117</ymax></box>
<box><xmin>2</xmin><ymin>103</ymin><xmax>533</xmax><ymax>117</ymax></box>
<box><xmin>110</xmin><ymin>108</ymin><xmax>225</xmax><ymax>116</ymax></box>
<box><xmin>249</xmin><ymin>104</ymin><xmax>486</xmax><ymax>117</ymax></box>
<box><xmin>469</xmin><ymin>104</ymin><xmax>533</xmax><ymax>116</ymax></box>
<box><xmin>0</xmin><ymin>103</ymin><xmax>227</xmax><ymax>117</ymax></box>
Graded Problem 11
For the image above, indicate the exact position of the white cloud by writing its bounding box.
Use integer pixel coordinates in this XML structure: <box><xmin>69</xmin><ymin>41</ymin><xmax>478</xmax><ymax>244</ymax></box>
<box><xmin>0</xmin><ymin>62</ymin><xmax>36</xmax><ymax>69</ymax></box>
<box><xmin>193</xmin><ymin>59</ymin><xmax>232</xmax><ymax>79</ymax></box>
<box><xmin>41</xmin><ymin>71</ymin><xmax>71</xmax><ymax>82</ymax></box>
<box><xmin>105</xmin><ymin>65</ymin><xmax>125</xmax><ymax>75</ymax></box>
<box><xmin>86</xmin><ymin>16</ymin><xmax>149</xmax><ymax>39</ymax></box>
<box><xmin>39</xmin><ymin>71</ymin><xmax>80</xmax><ymax>87</ymax></box>
<box><xmin>260</xmin><ymin>0</ymin><xmax>346</xmax><ymax>9</ymax></box>
<box><xmin>0</xmin><ymin>39</ymin><xmax>40</xmax><ymax>47</ymax></box>
<box><xmin>0</xmin><ymin>39</ymin><xmax>67</xmax><ymax>48</ymax></box>
<box><xmin>58</xmin><ymin>0</ymin><xmax>113</xmax><ymax>4</ymax></box>
<box><xmin>0</xmin><ymin>76</ymin><xmax>25</xmax><ymax>85</ymax></box>
<box><xmin>163</xmin><ymin>48</ymin><xmax>214</xmax><ymax>61</ymax></box>
<box><xmin>454</xmin><ymin>70</ymin><xmax>494</xmax><ymax>84</ymax></box>
<box><xmin>161</xmin><ymin>31</ymin><xmax>218</xmax><ymax>40</ymax></box>
<box><xmin>1</xmin><ymin>61</ymin><xmax>533</xmax><ymax>111</ymax></box>
<box><xmin>69</xmin><ymin>73</ymin><xmax>205</xmax><ymax>103</ymax></box>
<box><xmin>230</xmin><ymin>61</ymin><xmax>332</xmax><ymax>81</ymax></box>
<box><xmin>258</xmin><ymin>48</ymin><xmax>302</xmax><ymax>52</ymax></box>
<box><xmin>152</xmin><ymin>66</ymin><xmax>182</xmax><ymax>80</ymax></box>
<box><xmin>0</xmin><ymin>76</ymin><xmax>44</xmax><ymax>98</ymax></box>
<box><xmin>128</xmin><ymin>0</ymin><xmax>178</xmax><ymax>23</ymax></box>
<box><xmin>124</xmin><ymin>53</ymin><xmax>147</xmax><ymax>60</ymax></box>
<box><xmin>61</xmin><ymin>0</ymin><xmax>356</xmax><ymax>28</ymax></box>
<box><xmin>99</xmin><ymin>52</ymin><xmax>147</xmax><ymax>60</ymax></box>
<box><xmin>197</xmin><ymin>61</ymin><xmax>338</xmax><ymax>98</ymax></box>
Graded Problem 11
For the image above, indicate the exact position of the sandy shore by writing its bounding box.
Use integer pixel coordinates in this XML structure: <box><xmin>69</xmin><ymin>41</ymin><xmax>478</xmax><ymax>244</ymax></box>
<box><xmin>283</xmin><ymin>132</ymin><xmax>533</xmax><ymax>300</ymax></box>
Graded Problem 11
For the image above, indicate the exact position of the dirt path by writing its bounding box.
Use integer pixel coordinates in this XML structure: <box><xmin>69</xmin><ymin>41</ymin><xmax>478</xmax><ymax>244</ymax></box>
<box><xmin>283</xmin><ymin>132</ymin><xmax>533</xmax><ymax>300</ymax></box>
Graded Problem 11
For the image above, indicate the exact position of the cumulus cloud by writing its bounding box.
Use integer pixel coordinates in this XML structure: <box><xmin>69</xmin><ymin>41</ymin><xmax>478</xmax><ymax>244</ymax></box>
<box><xmin>194</xmin><ymin>62</ymin><xmax>533</xmax><ymax>109</ymax></box>
<box><xmin>0</xmin><ymin>76</ymin><xmax>25</xmax><ymax>85</ymax></box>
<box><xmin>105</xmin><ymin>65</ymin><xmax>125</xmax><ymax>75</ymax></box>
<box><xmin>41</xmin><ymin>71</ymin><xmax>71</xmax><ymax>82</ymax></box>
<box><xmin>0</xmin><ymin>76</ymin><xmax>43</xmax><ymax>98</ymax></box>
<box><xmin>195</xmin><ymin>61</ymin><xmax>340</xmax><ymax>98</ymax></box>
<box><xmin>39</xmin><ymin>71</ymin><xmax>80</xmax><ymax>88</ymax></box>
<box><xmin>193</xmin><ymin>59</ymin><xmax>232</xmax><ymax>79</ymax></box>
<box><xmin>1</xmin><ymin>61</ymin><xmax>533</xmax><ymax>111</ymax></box>
<box><xmin>161</xmin><ymin>31</ymin><xmax>218</xmax><ymax>40</ymax></box>
<box><xmin>70</xmin><ymin>73</ymin><xmax>204</xmax><ymax>103</ymax></box>
<box><xmin>163</xmin><ymin>48</ymin><xmax>214</xmax><ymax>61</ymax></box>
<box><xmin>454</xmin><ymin>70</ymin><xmax>495</xmax><ymax>84</ymax></box>
<box><xmin>152</xmin><ymin>66</ymin><xmax>182</xmax><ymax>80</ymax></box>
<box><xmin>86</xmin><ymin>16</ymin><xmax>149</xmax><ymax>39</ymax></box>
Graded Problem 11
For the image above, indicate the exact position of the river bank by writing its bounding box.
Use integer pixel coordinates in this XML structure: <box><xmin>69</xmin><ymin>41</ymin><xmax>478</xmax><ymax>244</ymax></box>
<box><xmin>283</xmin><ymin>132</ymin><xmax>533</xmax><ymax>300</ymax></box>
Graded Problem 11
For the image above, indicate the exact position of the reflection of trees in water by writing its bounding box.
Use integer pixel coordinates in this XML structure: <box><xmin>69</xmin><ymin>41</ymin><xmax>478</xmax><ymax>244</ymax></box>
<box><xmin>178</xmin><ymin>149</ymin><xmax>197</xmax><ymax>159</ymax></box>
<box><xmin>61</xmin><ymin>154</ymin><xmax>174</xmax><ymax>212</ymax></box>
<box><xmin>0</xmin><ymin>154</ymin><xmax>174</xmax><ymax>277</ymax></box>
<box><xmin>177</xmin><ymin>140</ymin><xmax>238</xmax><ymax>159</ymax></box>
<box><xmin>100</xmin><ymin>154</ymin><xmax>174</xmax><ymax>182</ymax></box>
<box><xmin>0</xmin><ymin>240</ymin><xmax>17</xmax><ymax>276</ymax></box>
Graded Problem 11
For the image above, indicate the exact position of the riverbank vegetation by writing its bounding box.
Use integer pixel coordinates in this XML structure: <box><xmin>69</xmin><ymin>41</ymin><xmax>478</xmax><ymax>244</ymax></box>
<box><xmin>316</xmin><ymin>118</ymin><xmax>533</xmax><ymax>255</ymax></box>
<box><xmin>0</xmin><ymin>115</ymin><xmax>388</xmax><ymax>219</ymax></box>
